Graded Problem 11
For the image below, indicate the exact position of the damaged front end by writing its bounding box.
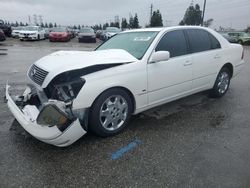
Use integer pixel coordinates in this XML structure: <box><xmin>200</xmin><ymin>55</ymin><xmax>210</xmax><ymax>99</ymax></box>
<box><xmin>5</xmin><ymin>83</ymin><xmax>87</xmax><ymax>147</ymax></box>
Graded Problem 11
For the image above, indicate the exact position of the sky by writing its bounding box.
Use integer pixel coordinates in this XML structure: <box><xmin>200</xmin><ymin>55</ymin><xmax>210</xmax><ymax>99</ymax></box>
<box><xmin>0</xmin><ymin>0</ymin><xmax>249</xmax><ymax>30</ymax></box>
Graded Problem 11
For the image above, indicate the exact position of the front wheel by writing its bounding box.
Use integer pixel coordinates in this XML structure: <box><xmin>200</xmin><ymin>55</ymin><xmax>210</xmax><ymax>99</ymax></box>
<box><xmin>210</xmin><ymin>67</ymin><xmax>231</xmax><ymax>98</ymax></box>
<box><xmin>89</xmin><ymin>88</ymin><xmax>133</xmax><ymax>137</ymax></box>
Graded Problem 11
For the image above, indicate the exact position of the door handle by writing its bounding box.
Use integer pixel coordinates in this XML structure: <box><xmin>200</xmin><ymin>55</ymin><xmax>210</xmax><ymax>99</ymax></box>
<box><xmin>183</xmin><ymin>61</ymin><xmax>192</xmax><ymax>66</ymax></box>
<box><xmin>214</xmin><ymin>54</ymin><xmax>221</xmax><ymax>59</ymax></box>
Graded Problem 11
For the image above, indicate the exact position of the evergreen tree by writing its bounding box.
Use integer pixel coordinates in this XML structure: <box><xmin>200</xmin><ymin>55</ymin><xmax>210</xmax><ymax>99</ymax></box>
<box><xmin>129</xmin><ymin>16</ymin><xmax>134</xmax><ymax>28</ymax></box>
<box><xmin>54</xmin><ymin>23</ymin><xmax>57</xmax><ymax>27</ymax></box>
<box><xmin>103</xmin><ymin>23</ymin><xmax>109</xmax><ymax>30</ymax></box>
<box><xmin>179</xmin><ymin>4</ymin><xmax>202</xmax><ymax>25</ymax></box>
<box><xmin>150</xmin><ymin>10</ymin><xmax>163</xmax><ymax>27</ymax></box>
<box><xmin>45</xmin><ymin>22</ymin><xmax>48</xmax><ymax>28</ymax></box>
<box><xmin>121</xmin><ymin>18</ymin><xmax>128</xmax><ymax>30</ymax></box>
<box><xmin>49</xmin><ymin>23</ymin><xmax>53</xmax><ymax>28</ymax></box>
<box><xmin>133</xmin><ymin>13</ymin><xmax>139</xmax><ymax>28</ymax></box>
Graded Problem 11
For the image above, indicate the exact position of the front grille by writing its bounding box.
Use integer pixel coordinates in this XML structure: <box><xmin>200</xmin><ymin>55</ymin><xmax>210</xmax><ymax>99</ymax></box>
<box><xmin>28</xmin><ymin>64</ymin><xmax>48</xmax><ymax>86</ymax></box>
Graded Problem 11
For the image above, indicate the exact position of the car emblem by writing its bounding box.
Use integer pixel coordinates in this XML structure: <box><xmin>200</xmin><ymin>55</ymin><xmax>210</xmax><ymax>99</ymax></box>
<box><xmin>31</xmin><ymin>68</ymin><xmax>36</xmax><ymax>77</ymax></box>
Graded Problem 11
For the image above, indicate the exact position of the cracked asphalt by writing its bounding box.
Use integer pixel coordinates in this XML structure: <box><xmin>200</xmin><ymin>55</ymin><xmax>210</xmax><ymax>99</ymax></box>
<box><xmin>0</xmin><ymin>38</ymin><xmax>250</xmax><ymax>188</ymax></box>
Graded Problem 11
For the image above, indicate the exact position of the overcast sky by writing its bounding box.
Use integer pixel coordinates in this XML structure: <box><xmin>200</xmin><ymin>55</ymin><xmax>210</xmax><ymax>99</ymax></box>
<box><xmin>0</xmin><ymin>0</ymin><xmax>249</xmax><ymax>29</ymax></box>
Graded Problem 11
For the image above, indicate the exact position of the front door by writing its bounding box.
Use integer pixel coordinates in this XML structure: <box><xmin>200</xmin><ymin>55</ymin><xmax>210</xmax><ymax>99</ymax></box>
<box><xmin>147</xmin><ymin>30</ymin><xmax>192</xmax><ymax>105</ymax></box>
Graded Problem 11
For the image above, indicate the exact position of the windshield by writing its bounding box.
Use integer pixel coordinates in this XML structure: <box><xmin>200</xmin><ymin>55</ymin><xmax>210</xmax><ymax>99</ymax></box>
<box><xmin>96</xmin><ymin>31</ymin><xmax>158</xmax><ymax>59</ymax></box>
<box><xmin>80</xmin><ymin>28</ymin><xmax>94</xmax><ymax>33</ymax></box>
<box><xmin>25</xmin><ymin>26</ymin><xmax>38</xmax><ymax>31</ymax></box>
<box><xmin>14</xmin><ymin>27</ymin><xmax>23</xmax><ymax>30</ymax></box>
<box><xmin>51</xmin><ymin>27</ymin><xmax>67</xmax><ymax>32</ymax></box>
<box><xmin>106</xmin><ymin>27</ymin><xmax>121</xmax><ymax>33</ymax></box>
<box><xmin>243</xmin><ymin>33</ymin><xmax>250</xmax><ymax>37</ymax></box>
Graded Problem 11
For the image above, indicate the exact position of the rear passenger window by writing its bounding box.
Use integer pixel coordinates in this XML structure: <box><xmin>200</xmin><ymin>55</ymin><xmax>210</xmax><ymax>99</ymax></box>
<box><xmin>186</xmin><ymin>29</ymin><xmax>211</xmax><ymax>53</ymax></box>
<box><xmin>209</xmin><ymin>33</ymin><xmax>221</xmax><ymax>49</ymax></box>
<box><xmin>155</xmin><ymin>30</ymin><xmax>188</xmax><ymax>58</ymax></box>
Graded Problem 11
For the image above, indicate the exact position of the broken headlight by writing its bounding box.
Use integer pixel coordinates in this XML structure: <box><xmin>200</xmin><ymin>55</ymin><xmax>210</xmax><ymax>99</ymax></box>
<box><xmin>37</xmin><ymin>104</ymin><xmax>73</xmax><ymax>131</ymax></box>
<box><xmin>45</xmin><ymin>78</ymin><xmax>85</xmax><ymax>102</ymax></box>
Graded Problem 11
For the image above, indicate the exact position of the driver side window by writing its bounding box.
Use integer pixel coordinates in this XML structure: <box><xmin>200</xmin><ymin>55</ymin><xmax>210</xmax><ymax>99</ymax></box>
<box><xmin>155</xmin><ymin>30</ymin><xmax>188</xmax><ymax>58</ymax></box>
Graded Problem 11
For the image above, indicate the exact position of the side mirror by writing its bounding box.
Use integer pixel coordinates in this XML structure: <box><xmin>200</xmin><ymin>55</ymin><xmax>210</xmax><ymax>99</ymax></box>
<box><xmin>149</xmin><ymin>51</ymin><xmax>170</xmax><ymax>63</ymax></box>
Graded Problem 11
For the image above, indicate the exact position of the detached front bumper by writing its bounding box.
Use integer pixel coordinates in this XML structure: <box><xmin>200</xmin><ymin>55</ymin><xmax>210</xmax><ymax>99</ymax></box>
<box><xmin>5</xmin><ymin>85</ymin><xmax>87</xmax><ymax>147</ymax></box>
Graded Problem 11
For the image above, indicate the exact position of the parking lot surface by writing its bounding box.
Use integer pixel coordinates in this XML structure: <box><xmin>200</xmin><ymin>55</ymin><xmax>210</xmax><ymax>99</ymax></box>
<box><xmin>0</xmin><ymin>38</ymin><xmax>250</xmax><ymax>188</ymax></box>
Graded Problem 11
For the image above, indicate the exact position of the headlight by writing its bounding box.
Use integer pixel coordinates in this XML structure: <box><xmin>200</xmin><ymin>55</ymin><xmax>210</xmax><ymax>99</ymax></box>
<box><xmin>45</xmin><ymin>78</ymin><xmax>85</xmax><ymax>102</ymax></box>
<box><xmin>37</xmin><ymin>104</ymin><xmax>73</xmax><ymax>131</ymax></box>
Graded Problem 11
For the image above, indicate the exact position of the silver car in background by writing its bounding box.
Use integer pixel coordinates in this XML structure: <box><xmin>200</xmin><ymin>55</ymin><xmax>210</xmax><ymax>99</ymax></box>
<box><xmin>78</xmin><ymin>27</ymin><xmax>96</xmax><ymax>43</ymax></box>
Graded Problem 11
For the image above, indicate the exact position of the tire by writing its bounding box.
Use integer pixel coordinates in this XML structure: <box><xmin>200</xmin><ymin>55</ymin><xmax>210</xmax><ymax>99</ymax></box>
<box><xmin>89</xmin><ymin>88</ymin><xmax>133</xmax><ymax>137</ymax></box>
<box><xmin>20</xmin><ymin>38</ymin><xmax>23</xmax><ymax>41</ymax></box>
<box><xmin>210</xmin><ymin>67</ymin><xmax>231</xmax><ymax>98</ymax></box>
<box><xmin>37</xmin><ymin>34</ymin><xmax>40</xmax><ymax>41</ymax></box>
<box><xmin>238</xmin><ymin>40</ymin><xmax>243</xmax><ymax>45</ymax></box>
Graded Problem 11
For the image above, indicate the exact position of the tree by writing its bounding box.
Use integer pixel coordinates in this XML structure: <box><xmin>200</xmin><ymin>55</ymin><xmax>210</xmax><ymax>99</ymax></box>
<box><xmin>114</xmin><ymin>21</ymin><xmax>120</xmax><ymax>28</ymax></box>
<box><xmin>121</xmin><ymin>18</ymin><xmax>128</xmax><ymax>30</ymax></box>
<box><xmin>203</xmin><ymin>18</ymin><xmax>214</xmax><ymax>27</ymax></box>
<box><xmin>179</xmin><ymin>3</ymin><xmax>202</xmax><ymax>25</ymax></box>
<box><xmin>150</xmin><ymin>10</ymin><xmax>163</xmax><ymax>27</ymax></box>
<box><xmin>45</xmin><ymin>22</ymin><xmax>48</xmax><ymax>28</ymax></box>
<box><xmin>103</xmin><ymin>23</ymin><xmax>109</xmax><ymax>30</ymax></box>
<box><xmin>129</xmin><ymin>16</ymin><xmax>134</xmax><ymax>28</ymax></box>
<box><xmin>40</xmin><ymin>22</ymin><xmax>44</xmax><ymax>28</ymax></box>
<box><xmin>78</xmin><ymin>25</ymin><xmax>81</xmax><ymax>30</ymax></box>
<box><xmin>245</xmin><ymin>26</ymin><xmax>250</xmax><ymax>33</ymax></box>
<box><xmin>49</xmin><ymin>22</ymin><xmax>53</xmax><ymax>28</ymax></box>
<box><xmin>15</xmin><ymin>21</ymin><xmax>19</xmax><ymax>27</ymax></box>
<box><xmin>133</xmin><ymin>13</ymin><xmax>139</xmax><ymax>28</ymax></box>
<box><xmin>54</xmin><ymin>23</ymin><xmax>57</xmax><ymax>27</ymax></box>
<box><xmin>110</xmin><ymin>22</ymin><xmax>116</xmax><ymax>27</ymax></box>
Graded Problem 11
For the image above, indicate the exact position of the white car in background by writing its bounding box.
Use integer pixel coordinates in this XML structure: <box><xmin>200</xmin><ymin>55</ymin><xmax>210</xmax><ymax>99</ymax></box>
<box><xmin>6</xmin><ymin>26</ymin><xmax>244</xmax><ymax>147</ymax></box>
<box><xmin>102</xmin><ymin>27</ymin><xmax>121</xmax><ymax>41</ymax></box>
<box><xmin>11</xmin><ymin>26</ymin><xmax>24</xmax><ymax>38</ymax></box>
<box><xmin>19</xmin><ymin>26</ymin><xmax>46</xmax><ymax>41</ymax></box>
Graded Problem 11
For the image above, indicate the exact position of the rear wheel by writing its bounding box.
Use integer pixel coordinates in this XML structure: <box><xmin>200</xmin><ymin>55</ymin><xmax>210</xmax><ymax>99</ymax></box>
<box><xmin>89</xmin><ymin>88</ymin><xmax>133</xmax><ymax>137</ymax></box>
<box><xmin>210</xmin><ymin>67</ymin><xmax>231</xmax><ymax>98</ymax></box>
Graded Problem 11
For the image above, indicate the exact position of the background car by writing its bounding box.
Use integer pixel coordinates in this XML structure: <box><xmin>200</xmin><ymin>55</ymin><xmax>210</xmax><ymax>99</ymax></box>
<box><xmin>101</xmin><ymin>27</ymin><xmax>121</xmax><ymax>41</ymax></box>
<box><xmin>78</xmin><ymin>27</ymin><xmax>96</xmax><ymax>43</ymax></box>
<box><xmin>49</xmin><ymin>27</ymin><xmax>71</xmax><ymax>42</ymax></box>
<box><xmin>11</xmin><ymin>26</ymin><xmax>24</xmax><ymax>38</ymax></box>
<box><xmin>96</xmin><ymin>30</ymin><xmax>103</xmax><ymax>38</ymax></box>
<box><xmin>227</xmin><ymin>32</ymin><xmax>250</xmax><ymax>45</ymax></box>
<box><xmin>19</xmin><ymin>26</ymin><xmax>46</xmax><ymax>41</ymax></box>
<box><xmin>220</xmin><ymin>32</ymin><xmax>238</xmax><ymax>43</ymax></box>
<box><xmin>0</xmin><ymin>29</ymin><xmax>6</xmax><ymax>41</ymax></box>
<box><xmin>0</xmin><ymin>19</ymin><xmax>12</xmax><ymax>37</ymax></box>
<box><xmin>44</xmin><ymin>28</ymin><xmax>51</xmax><ymax>39</ymax></box>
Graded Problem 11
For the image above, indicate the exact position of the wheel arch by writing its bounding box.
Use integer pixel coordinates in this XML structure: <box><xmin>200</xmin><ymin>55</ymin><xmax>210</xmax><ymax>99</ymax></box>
<box><xmin>221</xmin><ymin>63</ymin><xmax>233</xmax><ymax>78</ymax></box>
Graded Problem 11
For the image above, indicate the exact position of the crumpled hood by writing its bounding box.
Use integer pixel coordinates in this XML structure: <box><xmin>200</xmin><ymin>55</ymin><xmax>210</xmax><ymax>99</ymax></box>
<box><xmin>33</xmin><ymin>49</ymin><xmax>137</xmax><ymax>87</ymax></box>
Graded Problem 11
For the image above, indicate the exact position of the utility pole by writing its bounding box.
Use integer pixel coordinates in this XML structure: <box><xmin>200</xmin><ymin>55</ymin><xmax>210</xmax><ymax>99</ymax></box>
<box><xmin>150</xmin><ymin>4</ymin><xmax>153</xmax><ymax>22</ymax></box>
<box><xmin>201</xmin><ymin>0</ymin><xmax>207</xmax><ymax>26</ymax></box>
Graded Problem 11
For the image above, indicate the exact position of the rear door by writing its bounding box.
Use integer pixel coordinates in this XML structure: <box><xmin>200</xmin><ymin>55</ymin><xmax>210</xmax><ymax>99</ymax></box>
<box><xmin>185</xmin><ymin>29</ymin><xmax>222</xmax><ymax>90</ymax></box>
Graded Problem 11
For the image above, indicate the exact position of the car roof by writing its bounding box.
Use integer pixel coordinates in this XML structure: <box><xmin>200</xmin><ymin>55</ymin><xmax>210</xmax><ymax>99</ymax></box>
<box><xmin>122</xmin><ymin>26</ymin><xmax>213</xmax><ymax>33</ymax></box>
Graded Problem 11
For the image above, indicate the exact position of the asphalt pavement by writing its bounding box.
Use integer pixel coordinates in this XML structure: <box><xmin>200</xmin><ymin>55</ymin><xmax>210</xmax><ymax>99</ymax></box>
<box><xmin>0</xmin><ymin>38</ymin><xmax>250</xmax><ymax>188</ymax></box>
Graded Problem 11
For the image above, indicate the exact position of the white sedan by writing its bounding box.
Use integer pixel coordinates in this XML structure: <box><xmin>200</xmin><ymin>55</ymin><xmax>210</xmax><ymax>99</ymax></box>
<box><xmin>6</xmin><ymin>26</ymin><xmax>245</xmax><ymax>147</ymax></box>
<box><xmin>19</xmin><ymin>26</ymin><xmax>46</xmax><ymax>41</ymax></box>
